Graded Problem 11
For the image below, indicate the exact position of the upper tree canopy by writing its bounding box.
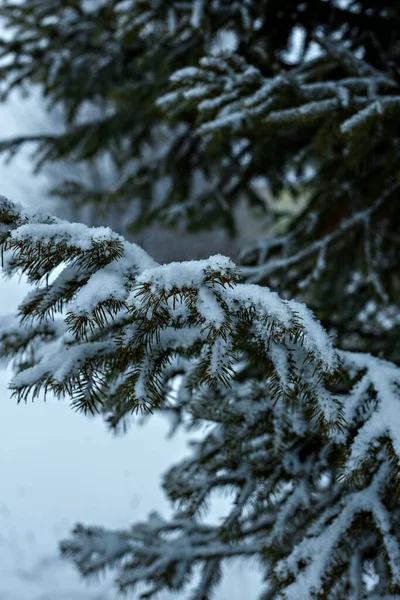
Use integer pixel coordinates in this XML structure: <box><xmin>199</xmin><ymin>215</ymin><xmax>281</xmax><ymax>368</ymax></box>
<box><xmin>1</xmin><ymin>0</ymin><xmax>400</xmax><ymax>360</ymax></box>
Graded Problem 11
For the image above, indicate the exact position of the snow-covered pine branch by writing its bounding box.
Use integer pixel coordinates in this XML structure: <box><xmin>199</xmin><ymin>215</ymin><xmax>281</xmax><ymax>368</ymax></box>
<box><xmin>0</xmin><ymin>196</ymin><xmax>339</xmax><ymax>426</ymax></box>
<box><xmin>2</xmin><ymin>195</ymin><xmax>400</xmax><ymax>598</ymax></box>
<box><xmin>59</xmin><ymin>345</ymin><xmax>400</xmax><ymax>600</ymax></box>
<box><xmin>161</xmin><ymin>47</ymin><xmax>399</xmax><ymax>137</ymax></box>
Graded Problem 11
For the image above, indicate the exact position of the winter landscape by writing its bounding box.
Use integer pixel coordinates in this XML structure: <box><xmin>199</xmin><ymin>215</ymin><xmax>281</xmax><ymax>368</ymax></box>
<box><xmin>1</xmin><ymin>2</ymin><xmax>400</xmax><ymax>599</ymax></box>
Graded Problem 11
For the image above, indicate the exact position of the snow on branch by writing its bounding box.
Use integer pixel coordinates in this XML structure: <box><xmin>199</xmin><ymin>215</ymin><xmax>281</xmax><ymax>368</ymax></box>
<box><xmin>2</xmin><ymin>195</ymin><xmax>400</xmax><ymax>598</ymax></box>
<box><xmin>339</xmin><ymin>351</ymin><xmax>400</xmax><ymax>480</ymax></box>
<box><xmin>276</xmin><ymin>463</ymin><xmax>400</xmax><ymax>599</ymax></box>
<box><xmin>0</xmin><ymin>196</ymin><xmax>340</xmax><ymax>428</ymax></box>
<box><xmin>162</xmin><ymin>48</ymin><xmax>400</xmax><ymax>134</ymax></box>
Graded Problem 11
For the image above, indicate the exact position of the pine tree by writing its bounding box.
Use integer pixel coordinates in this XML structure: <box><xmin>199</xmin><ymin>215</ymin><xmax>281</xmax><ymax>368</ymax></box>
<box><xmin>1</xmin><ymin>1</ymin><xmax>400</xmax><ymax>598</ymax></box>
<box><xmin>1</xmin><ymin>195</ymin><xmax>400</xmax><ymax>599</ymax></box>
<box><xmin>1</xmin><ymin>0</ymin><xmax>400</xmax><ymax>359</ymax></box>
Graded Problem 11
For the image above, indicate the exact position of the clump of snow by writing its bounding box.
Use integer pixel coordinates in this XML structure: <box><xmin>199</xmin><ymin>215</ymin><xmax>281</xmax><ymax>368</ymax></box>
<box><xmin>11</xmin><ymin>222</ymin><xmax>121</xmax><ymax>251</ymax></box>
<box><xmin>11</xmin><ymin>340</ymin><xmax>112</xmax><ymax>387</ymax></box>
<box><xmin>289</xmin><ymin>299</ymin><xmax>337</xmax><ymax>372</ymax></box>
<box><xmin>135</xmin><ymin>255</ymin><xmax>235</xmax><ymax>292</ymax></box>
<box><xmin>270</xmin><ymin>343</ymin><xmax>289</xmax><ymax>387</ymax></box>
<box><xmin>196</xmin><ymin>287</ymin><xmax>225</xmax><ymax>328</ymax></box>
<box><xmin>71</xmin><ymin>241</ymin><xmax>155</xmax><ymax>317</ymax></box>
<box><xmin>225</xmin><ymin>284</ymin><xmax>292</xmax><ymax>326</ymax></box>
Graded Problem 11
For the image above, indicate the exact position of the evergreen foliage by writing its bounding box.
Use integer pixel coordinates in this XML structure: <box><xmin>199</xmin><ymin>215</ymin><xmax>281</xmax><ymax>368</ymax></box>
<box><xmin>1</xmin><ymin>0</ymin><xmax>400</xmax><ymax>358</ymax></box>
<box><xmin>1</xmin><ymin>197</ymin><xmax>400</xmax><ymax>599</ymax></box>
<box><xmin>1</xmin><ymin>1</ymin><xmax>400</xmax><ymax>598</ymax></box>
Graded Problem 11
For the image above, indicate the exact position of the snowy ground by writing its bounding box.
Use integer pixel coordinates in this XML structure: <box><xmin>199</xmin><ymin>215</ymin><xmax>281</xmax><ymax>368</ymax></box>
<box><xmin>0</xmin><ymin>95</ymin><xmax>261</xmax><ymax>598</ymax></box>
